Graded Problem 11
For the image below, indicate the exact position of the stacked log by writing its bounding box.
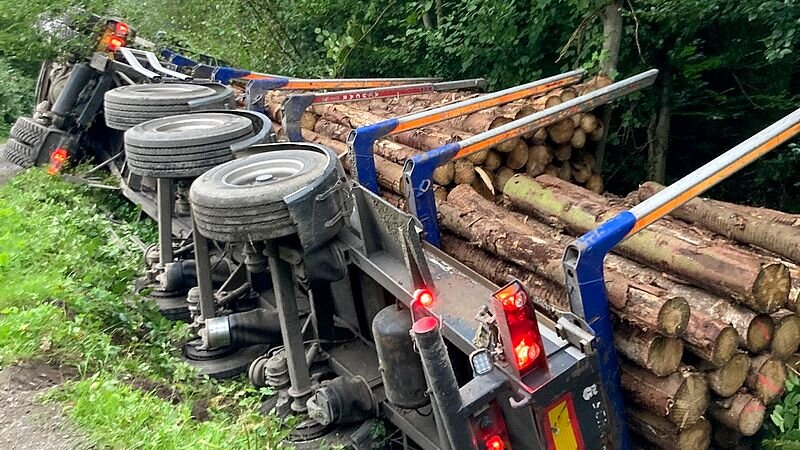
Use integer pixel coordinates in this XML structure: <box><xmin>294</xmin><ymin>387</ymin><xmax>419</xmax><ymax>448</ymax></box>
<box><xmin>268</xmin><ymin>80</ymin><xmax>609</xmax><ymax>195</ymax></box>
<box><xmin>257</xmin><ymin>81</ymin><xmax>800</xmax><ymax>448</ymax></box>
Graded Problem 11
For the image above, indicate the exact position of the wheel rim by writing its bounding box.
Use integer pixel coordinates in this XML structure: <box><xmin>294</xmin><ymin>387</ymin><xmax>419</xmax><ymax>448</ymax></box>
<box><xmin>222</xmin><ymin>156</ymin><xmax>321</xmax><ymax>187</ymax></box>
<box><xmin>152</xmin><ymin>115</ymin><xmax>248</xmax><ymax>134</ymax></box>
<box><xmin>123</xmin><ymin>84</ymin><xmax>215</xmax><ymax>96</ymax></box>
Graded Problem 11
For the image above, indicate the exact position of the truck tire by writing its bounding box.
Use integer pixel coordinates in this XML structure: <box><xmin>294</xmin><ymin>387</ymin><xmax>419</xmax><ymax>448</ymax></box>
<box><xmin>124</xmin><ymin>113</ymin><xmax>254</xmax><ymax>179</ymax></box>
<box><xmin>190</xmin><ymin>149</ymin><xmax>335</xmax><ymax>242</ymax></box>
<box><xmin>104</xmin><ymin>83</ymin><xmax>234</xmax><ymax>131</ymax></box>
<box><xmin>10</xmin><ymin>117</ymin><xmax>48</xmax><ymax>146</ymax></box>
<box><xmin>2</xmin><ymin>138</ymin><xmax>36</xmax><ymax>168</ymax></box>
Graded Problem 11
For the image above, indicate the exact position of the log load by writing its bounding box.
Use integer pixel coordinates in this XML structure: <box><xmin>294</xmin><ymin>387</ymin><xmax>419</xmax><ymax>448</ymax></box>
<box><xmin>746</xmin><ymin>353</ymin><xmax>787</xmax><ymax>405</ymax></box>
<box><xmin>639</xmin><ymin>182</ymin><xmax>800</xmax><ymax>264</ymax></box>
<box><xmin>503</xmin><ymin>174</ymin><xmax>790</xmax><ymax>313</ymax></box>
<box><xmin>441</xmin><ymin>185</ymin><xmax>690</xmax><ymax>336</ymax></box>
<box><xmin>628</xmin><ymin>408</ymin><xmax>711</xmax><ymax>450</ymax></box>
<box><xmin>708</xmin><ymin>392</ymin><xmax>765</xmax><ymax>436</ymax></box>
<box><xmin>620</xmin><ymin>363</ymin><xmax>709</xmax><ymax>427</ymax></box>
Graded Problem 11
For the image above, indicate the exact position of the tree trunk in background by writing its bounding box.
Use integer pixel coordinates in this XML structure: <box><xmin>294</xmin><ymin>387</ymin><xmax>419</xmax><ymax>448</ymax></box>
<box><xmin>647</xmin><ymin>64</ymin><xmax>672</xmax><ymax>183</ymax></box>
<box><xmin>594</xmin><ymin>0</ymin><xmax>623</xmax><ymax>174</ymax></box>
<box><xmin>435</xmin><ymin>0</ymin><xmax>444</xmax><ymax>26</ymax></box>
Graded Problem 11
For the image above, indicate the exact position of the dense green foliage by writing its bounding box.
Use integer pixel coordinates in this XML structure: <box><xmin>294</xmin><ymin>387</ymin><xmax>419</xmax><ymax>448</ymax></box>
<box><xmin>0</xmin><ymin>169</ymin><xmax>290</xmax><ymax>448</ymax></box>
<box><xmin>0</xmin><ymin>0</ymin><xmax>797</xmax><ymax>207</ymax></box>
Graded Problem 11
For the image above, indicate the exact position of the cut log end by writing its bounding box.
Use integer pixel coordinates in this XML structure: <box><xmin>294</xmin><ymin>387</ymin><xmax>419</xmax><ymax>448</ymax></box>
<box><xmin>711</xmin><ymin>393</ymin><xmax>765</xmax><ymax>437</ymax></box>
<box><xmin>747</xmin><ymin>314</ymin><xmax>776</xmax><ymax>353</ymax></box>
<box><xmin>658</xmin><ymin>297</ymin><xmax>692</xmax><ymax>337</ymax></box>
<box><xmin>677</xmin><ymin>418</ymin><xmax>712</xmax><ymax>450</ymax></box>
<box><xmin>647</xmin><ymin>337</ymin><xmax>684</xmax><ymax>376</ymax></box>
<box><xmin>753</xmin><ymin>263</ymin><xmax>791</xmax><ymax>313</ymax></box>
<box><xmin>432</xmin><ymin>162</ymin><xmax>455</xmax><ymax>186</ymax></box>
<box><xmin>708</xmin><ymin>352</ymin><xmax>750</xmax><ymax>397</ymax></box>
<box><xmin>737</xmin><ymin>399</ymin><xmax>767</xmax><ymax>436</ymax></box>
<box><xmin>748</xmin><ymin>354</ymin><xmax>787</xmax><ymax>405</ymax></box>
<box><xmin>772</xmin><ymin>312</ymin><xmax>800</xmax><ymax>358</ymax></box>
<box><xmin>710</xmin><ymin>326</ymin><xmax>740</xmax><ymax>367</ymax></box>
<box><xmin>670</xmin><ymin>372</ymin><xmax>710</xmax><ymax>427</ymax></box>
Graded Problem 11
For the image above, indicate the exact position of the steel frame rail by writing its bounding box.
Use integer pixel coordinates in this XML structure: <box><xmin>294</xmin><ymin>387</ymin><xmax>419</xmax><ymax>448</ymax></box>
<box><xmin>561</xmin><ymin>107</ymin><xmax>800</xmax><ymax>450</ymax></box>
<box><xmin>401</xmin><ymin>69</ymin><xmax>658</xmax><ymax>245</ymax></box>
<box><xmin>347</xmin><ymin>69</ymin><xmax>587</xmax><ymax>193</ymax></box>
<box><xmin>281</xmin><ymin>79</ymin><xmax>486</xmax><ymax>141</ymax></box>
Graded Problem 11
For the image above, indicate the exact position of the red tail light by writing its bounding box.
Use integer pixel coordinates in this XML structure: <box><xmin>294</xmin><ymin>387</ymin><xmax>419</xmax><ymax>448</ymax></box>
<box><xmin>471</xmin><ymin>402</ymin><xmax>510</xmax><ymax>450</ymax></box>
<box><xmin>485</xmin><ymin>435</ymin><xmax>505</xmax><ymax>450</ymax></box>
<box><xmin>48</xmin><ymin>147</ymin><xmax>69</xmax><ymax>175</ymax></box>
<box><xmin>115</xmin><ymin>22</ymin><xmax>129</xmax><ymax>35</ymax></box>
<box><xmin>413</xmin><ymin>288</ymin><xmax>434</xmax><ymax>307</ymax></box>
<box><xmin>108</xmin><ymin>36</ymin><xmax>125</xmax><ymax>51</ymax></box>
<box><xmin>492</xmin><ymin>280</ymin><xmax>546</xmax><ymax>375</ymax></box>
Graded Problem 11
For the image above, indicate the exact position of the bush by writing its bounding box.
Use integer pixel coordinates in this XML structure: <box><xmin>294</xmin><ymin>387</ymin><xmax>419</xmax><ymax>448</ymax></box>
<box><xmin>0</xmin><ymin>58</ymin><xmax>34</xmax><ymax>139</ymax></box>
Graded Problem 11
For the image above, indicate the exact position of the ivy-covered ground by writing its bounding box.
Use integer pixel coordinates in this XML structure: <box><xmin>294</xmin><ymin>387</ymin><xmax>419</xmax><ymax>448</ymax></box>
<box><xmin>0</xmin><ymin>169</ymin><xmax>290</xmax><ymax>449</ymax></box>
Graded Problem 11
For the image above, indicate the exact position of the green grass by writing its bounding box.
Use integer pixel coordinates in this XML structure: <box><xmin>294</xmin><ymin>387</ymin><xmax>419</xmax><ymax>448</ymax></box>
<box><xmin>0</xmin><ymin>168</ymin><xmax>291</xmax><ymax>449</ymax></box>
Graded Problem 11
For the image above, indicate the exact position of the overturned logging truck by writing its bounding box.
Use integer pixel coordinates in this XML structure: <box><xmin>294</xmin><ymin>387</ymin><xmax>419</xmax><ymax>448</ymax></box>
<box><xmin>4</xmin><ymin>39</ymin><xmax>800</xmax><ymax>450</ymax></box>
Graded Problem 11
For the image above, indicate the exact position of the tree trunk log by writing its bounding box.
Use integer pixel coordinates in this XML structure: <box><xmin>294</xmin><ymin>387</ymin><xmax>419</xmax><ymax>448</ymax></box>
<box><xmin>312</xmin><ymin>119</ymin><xmax>455</xmax><ymax>185</ymax></box>
<box><xmin>627</xmin><ymin>408</ymin><xmax>711</xmax><ymax>450</ymax></box>
<box><xmin>503</xmin><ymin>174</ymin><xmax>790</xmax><ymax>313</ymax></box>
<box><xmin>639</xmin><ymin>181</ymin><xmax>800</xmax><ymax>265</ymax></box>
<box><xmin>311</xmin><ymin>103</ymin><xmax>473</xmax><ymax>153</ymax></box>
<box><xmin>439</xmin><ymin>234</ymin><xmax>570</xmax><ymax>316</ymax></box>
<box><xmin>614</xmin><ymin>321</ymin><xmax>683</xmax><ymax>376</ymax></box>
<box><xmin>442</xmin><ymin>185</ymin><xmax>690</xmax><ymax>336</ymax></box>
<box><xmin>771</xmin><ymin>309</ymin><xmax>800</xmax><ymax>358</ymax></box>
<box><xmin>708</xmin><ymin>392</ymin><xmax>765</xmax><ymax>436</ymax></box>
<box><xmin>302</xmin><ymin>129</ymin><xmax>447</xmax><ymax>202</ymax></box>
<box><xmin>620</xmin><ymin>363</ymin><xmax>709</xmax><ymax>427</ymax></box>
<box><xmin>746</xmin><ymin>353</ymin><xmax>787</xmax><ymax>405</ymax></box>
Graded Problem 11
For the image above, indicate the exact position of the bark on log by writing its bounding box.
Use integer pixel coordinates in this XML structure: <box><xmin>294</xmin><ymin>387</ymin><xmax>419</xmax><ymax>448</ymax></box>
<box><xmin>771</xmin><ymin>309</ymin><xmax>800</xmax><ymax>358</ymax></box>
<box><xmin>301</xmin><ymin>129</ymin><xmax>448</xmax><ymax>201</ymax></box>
<box><xmin>639</xmin><ymin>182</ymin><xmax>800</xmax><ymax>265</ymax></box>
<box><xmin>746</xmin><ymin>353</ymin><xmax>787</xmax><ymax>405</ymax></box>
<box><xmin>311</xmin><ymin>103</ymin><xmax>472</xmax><ymax>153</ymax></box>
<box><xmin>442</xmin><ymin>185</ymin><xmax>690</xmax><ymax>336</ymax></box>
<box><xmin>627</xmin><ymin>408</ymin><xmax>711</xmax><ymax>450</ymax></box>
<box><xmin>439</xmin><ymin>235</ymin><xmax>570</xmax><ymax>316</ymax></box>
<box><xmin>708</xmin><ymin>392</ymin><xmax>765</xmax><ymax>436</ymax></box>
<box><xmin>620</xmin><ymin>363</ymin><xmax>709</xmax><ymax>427</ymax></box>
<box><xmin>503</xmin><ymin>174</ymin><xmax>790</xmax><ymax>313</ymax></box>
<box><xmin>312</xmin><ymin>119</ymin><xmax>455</xmax><ymax>186</ymax></box>
<box><xmin>614</xmin><ymin>321</ymin><xmax>683</xmax><ymax>376</ymax></box>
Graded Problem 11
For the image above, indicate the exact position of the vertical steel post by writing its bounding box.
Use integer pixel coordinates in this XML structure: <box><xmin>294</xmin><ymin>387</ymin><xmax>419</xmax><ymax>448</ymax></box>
<box><xmin>411</xmin><ymin>316</ymin><xmax>477</xmax><ymax>450</ymax></box>
<box><xmin>156</xmin><ymin>178</ymin><xmax>174</xmax><ymax>266</ymax></box>
<box><xmin>192</xmin><ymin>217</ymin><xmax>216</xmax><ymax>321</ymax></box>
<box><xmin>265</xmin><ymin>241</ymin><xmax>313</xmax><ymax>412</ymax></box>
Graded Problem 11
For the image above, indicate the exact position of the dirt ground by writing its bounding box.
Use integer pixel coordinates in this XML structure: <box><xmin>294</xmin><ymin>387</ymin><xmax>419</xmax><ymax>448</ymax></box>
<box><xmin>0</xmin><ymin>363</ymin><xmax>92</xmax><ymax>450</ymax></box>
